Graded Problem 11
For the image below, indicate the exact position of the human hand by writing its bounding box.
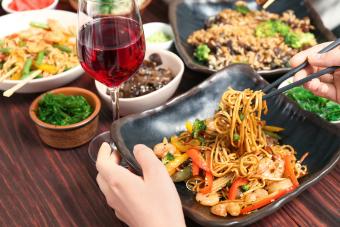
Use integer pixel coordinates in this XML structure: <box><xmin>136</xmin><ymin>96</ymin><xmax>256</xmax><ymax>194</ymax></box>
<box><xmin>96</xmin><ymin>143</ymin><xmax>186</xmax><ymax>227</ymax></box>
<box><xmin>290</xmin><ymin>42</ymin><xmax>340</xmax><ymax>103</ymax></box>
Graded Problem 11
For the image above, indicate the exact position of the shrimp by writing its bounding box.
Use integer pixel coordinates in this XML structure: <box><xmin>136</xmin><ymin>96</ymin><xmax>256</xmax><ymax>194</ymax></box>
<box><xmin>257</xmin><ymin>157</ymin><xmax>284</xmax><ymax>179</ymax></box>
<box><xmin>153</xmin><ymin>141</ymin><xmax>176</xmax><ymax>158</ymax></box>
<box><xmin>196</xmin><ymin>192</ymin><xmax>220</xmax><ymax>206</ymax></box>
<box><xmin>244</xmin><ymin>189</ymin><xmax>268</xmax><ymax>203</ymax></box>
<box><xmin>206</xmin><ymin>118</ymin><xmax>216</xmax><ymax>132</ymax></box>
<box><xmin>267</xmin><ymin>178</ymin><xmax>293</xmax><ymax>194</ymax></box>
<box><xmin>211</xmin><ymin>202</ymin><xmax>241</xmax><ymax>217</ymax></box>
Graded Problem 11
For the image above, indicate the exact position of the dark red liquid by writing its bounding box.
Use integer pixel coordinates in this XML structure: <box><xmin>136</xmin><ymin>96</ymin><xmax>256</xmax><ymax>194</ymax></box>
<box><xmin>78</xmin><ymin>17</ymin><xmax>145</xmax><ymax>87</ymax></box>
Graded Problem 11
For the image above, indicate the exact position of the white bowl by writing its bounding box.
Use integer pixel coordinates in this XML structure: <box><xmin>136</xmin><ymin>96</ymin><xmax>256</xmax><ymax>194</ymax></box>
<box><xmin>279</xmin><ymin>78</ymin><xmax>340</xmax><ymax>125</ymax></box>
<box><xmin>95</xmin><ymin>48</ymin><xmax>184</xmax><ymax>116</ymax></box>
<box><xmin>143</xmin><ymin>22</ymin><xmax>174</xmax><ymax>50</ymax></box>
<box><xmin>0</xmin><ymin>10</ymin><xmax>84</xmax><ymax>93</ymax></box>
<box><xmin>2</xmin><ymin>0</ymin><xmax>59</xmax><ymax>13</ymax></box>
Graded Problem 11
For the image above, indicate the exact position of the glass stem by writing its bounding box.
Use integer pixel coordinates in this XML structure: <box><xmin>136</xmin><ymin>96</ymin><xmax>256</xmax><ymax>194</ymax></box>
<box><xmin>109</xmin><ymin>87</ymin><xmax>120</xmax><ymax>121</ymax></box>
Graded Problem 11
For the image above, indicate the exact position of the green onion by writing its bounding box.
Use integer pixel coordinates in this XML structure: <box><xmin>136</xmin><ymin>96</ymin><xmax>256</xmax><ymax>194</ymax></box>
<box><xmin>21</xmin><ymin>58</ymin><xmax>33</xmax><ymax>78</ymax></box>
<box><xmin>53</xmin><ymin>44</ymin><xmax>72</xmax><ymax>53</ymax></box>
<box><xmin>35</xmin><ymin>51</ymin><xmax>45</xmax><ymax>66</ymax></box>
<box><xmin>233</xmin><ymin>133</ymin><xmax>240</xmax><ymax>141</ymax></box>
<box><xmin>30</xmin><ymin>22</ymin><xmax>49</xmax><ymax>30</ymax></box>
<box><xmin>239</xmin><ymin>113</ymin><xmax>245</xmax><ymax>121</ymax></box>
<box><xmin>0</xmin><ymin>62</ymin><xmax>4</xmax><ymax>70</ymax></box>
<box><xmin>0</xmin><ymin>48</ymin><xmax>11</xmax><ymax>54</ymax></box>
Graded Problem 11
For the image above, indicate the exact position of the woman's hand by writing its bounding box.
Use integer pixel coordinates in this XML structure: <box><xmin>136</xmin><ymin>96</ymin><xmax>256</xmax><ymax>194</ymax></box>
<box><xmin>290</xmin><ymin>42</ymin><xmax>340</xmax><ymax>103</ymax></box>
<box><xmin>96</xmin><ymin>143</ymin><xmax>186</xmax><ymax>227</ymax></box>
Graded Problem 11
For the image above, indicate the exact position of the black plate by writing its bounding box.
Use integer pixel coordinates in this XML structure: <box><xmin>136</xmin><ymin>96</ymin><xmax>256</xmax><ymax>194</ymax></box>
<box><xmin>111</xmin><ymin>64</ymin><xmax>340</xmax><ymax>226</ymax></box>
<box><xmin>169</xmin><ymin>0</ymin><xmax>335</xmax><ymax>80</ymax></box>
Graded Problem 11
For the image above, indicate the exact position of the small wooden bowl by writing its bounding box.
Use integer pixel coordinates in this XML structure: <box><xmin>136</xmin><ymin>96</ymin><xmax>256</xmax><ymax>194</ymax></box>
<box><xmin>29</xmin><ymin>87</ymin><xmax>101</xmax><ymax>149</ymax></box>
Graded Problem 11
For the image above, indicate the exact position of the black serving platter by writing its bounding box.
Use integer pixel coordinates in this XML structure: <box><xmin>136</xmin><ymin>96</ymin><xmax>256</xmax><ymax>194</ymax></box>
<box><xmin>169</xmin><ymin>0</ymin><xmax>336</xmax><ymax>80</ymax></box>
<box><xmin>111</xmin><ymin>64</ymin><xmax>340</xmax><ymax>226</ymax></box>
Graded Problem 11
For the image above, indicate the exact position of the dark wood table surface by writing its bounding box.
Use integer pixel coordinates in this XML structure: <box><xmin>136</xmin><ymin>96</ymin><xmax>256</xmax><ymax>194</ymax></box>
<box><xmin>0</xmin><ymin>1</ymin><xmax>339</xmax><ymax>226</ymax></box>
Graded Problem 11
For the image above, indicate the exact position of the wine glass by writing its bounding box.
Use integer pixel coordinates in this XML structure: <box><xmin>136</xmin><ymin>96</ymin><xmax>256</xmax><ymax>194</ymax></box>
<box><xmin>77</xmin><ymin>0</ymin><xmax>145</xmax><ymax>162</ymax></box>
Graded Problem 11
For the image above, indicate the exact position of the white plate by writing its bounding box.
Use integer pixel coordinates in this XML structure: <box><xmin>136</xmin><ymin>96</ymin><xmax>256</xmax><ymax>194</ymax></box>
<box><xmin>0</xmin><ymin>10</ymin><xmax>84</xmax><ymax>93</ymax></box>
<box><xmin>95</xmin><ymin>48</ymin><xmax>184</xmax><ymax>116</ymax></box>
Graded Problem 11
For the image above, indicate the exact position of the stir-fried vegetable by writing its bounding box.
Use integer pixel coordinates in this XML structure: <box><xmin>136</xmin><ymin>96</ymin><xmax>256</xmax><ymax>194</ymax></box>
<box><xmin>35</xmin><ymin>51</ymin><xmax>45</xmax><ymax>66</ymax></box>
<box><xmin>192</xmin><ymin>119</ymin><xmax>206</xmax><ymax>138</ymax></box>
<box><xmin>194</xmin><ymin>44</ymin><xmax>211</xmax><ymax>62</ymax></box>
<box><xmin>30</xmin><ymin>21</ymin><xmax>50</xmax><ymax>30</ymax></box>
<box><xmin>37</xmin><ymin>93</ymin><xmax>93</xmax><ymax>126</ymax></box>
<box><xmin>283</xmin><ymin>154</ymin><xmax>299</xmax><ymax>188</ymax></box>
<box><xmin>286</xmin><ymin>87</ymin><xmax>340</xmax><ymax>121</ymax></box>
<box><xmin>240</xmin><ymin>187</ymin><xmax>294</xmax><ymax>214</ymax></box>
<box><xmin>255</xmin><ymin>20</ymin><xmax>316</xmax><ymax>49</ymax></box>
<box><xmin>53</xmin><ymin>44</ymin><xmax>72</xmax><ymax>53</ymax></box>
<box><xmin>171</xmin><ymin>166</ymin><xmax>192</xmax><ymax>182</ymax></box>
<box><xmin>186</xmin><ymin>149</ymin><xmax>210</xmax><ymax>172</ymax></box>
<box><xmin>165</xmin><ymin>153</ymin><xmax>189</xmax><ymax>176</ymax></box>
<box><xmin>228</xmin><ymin>177</ymin><xmax>249</xmax><ymax>200</ymax></box>
<box><xmin>22</xmin><ymin>58</ymin><xmax>33</xmax><ymax>77</ymax></box>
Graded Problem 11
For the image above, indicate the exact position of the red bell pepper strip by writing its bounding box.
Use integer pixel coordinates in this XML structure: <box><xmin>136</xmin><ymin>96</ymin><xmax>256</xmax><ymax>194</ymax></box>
<box><xmin>186</xmin><ymin>149</ymin><xmax>209</xmax><ymax>172</ymax></box>
<box><xmin>192</xmin><ymin>162</ymin><xmax>200</xmax><ymax>176</ymax></box>
<box><xmin>199</xmin><ymin>171</ymin><xmax>213</xmax><ymax>194</ymax></box>
<box><xmin>283</xmin><ymin>154</ymin><xmax>299</xmax><ymax>188</ymax></box>
<box><xmin>240</xmin><ymin>186</ymin><xmax>295</xmax><ymax>214</ymax></box>
<box><xmin>228</xmin><ymin>177</ymin><xmax>249</xmax><ymax>200</ymax></box>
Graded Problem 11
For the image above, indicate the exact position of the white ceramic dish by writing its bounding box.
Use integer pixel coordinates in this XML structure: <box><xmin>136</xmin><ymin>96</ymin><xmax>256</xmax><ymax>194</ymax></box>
<box><xmin>95</xmin><ymin>48</ymin><xmax>184</xmax><ymax>116</ymax></box>
<box><xmin>279</xmin><ymin>78</ymin><xmax>340</xmax><ymax>125</ymax></box>
<box><xmin>143</xmin><ymin>22</ymin><xmax>174</xmax><ymax>50</ymax></box>
<box><xmin>1</xmin><ymin>0</ymin><xmax>59</xmax><ymax>13</ymax></box>
<box><xmin>0</xmin><ymin>10</ymin><xmax>84</xmax><ymax>93</ymax></box>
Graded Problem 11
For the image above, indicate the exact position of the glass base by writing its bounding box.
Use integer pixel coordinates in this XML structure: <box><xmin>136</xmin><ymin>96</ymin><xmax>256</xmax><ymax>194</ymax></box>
<box><xmin>88</xmin><ymin>131</ymin><xmax>116</xmax><ymax>163</ymax></box>
<box><xmin>88</xmin><ymin>131</ymin><xmax>127</xmax><ymax>167</ymax></box>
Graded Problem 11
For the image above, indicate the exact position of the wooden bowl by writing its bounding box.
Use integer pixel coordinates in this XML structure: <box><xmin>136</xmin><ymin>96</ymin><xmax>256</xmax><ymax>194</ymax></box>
<box><xmin>68</xmin><ymin>0</ymin><xmax>153</xmax><ymax>13</ymax></box>
<box><xmin>29</xmin><ymin>87</ymin><xmax>101</xmax><ymax>149</ymax></box>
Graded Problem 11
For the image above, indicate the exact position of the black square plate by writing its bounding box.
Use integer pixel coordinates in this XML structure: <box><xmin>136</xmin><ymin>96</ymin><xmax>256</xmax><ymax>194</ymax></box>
<box><xmin>111</xmin><ymin>64</ymin><xmax>340</xmax><ymax>226</ymax></box>
<box><xmin>169</xmin><ymin>0</ymin><xmax>335</xmax><ymax>80</ymax></box>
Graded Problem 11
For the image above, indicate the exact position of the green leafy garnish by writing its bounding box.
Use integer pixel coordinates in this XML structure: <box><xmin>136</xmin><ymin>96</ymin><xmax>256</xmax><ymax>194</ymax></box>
<box><xmin>233</xmin><ymin>133</ymin><xmax>240</xmax><ymax>141</ymax></box>
<box><xmin>241</xmin><ymin>184</ymin><xmax>250</xmax><ymax>192</ymax></box>
<box><xmin>194</xmin><ymin>44</ymin><xmax>211</xmax><ymax>62</ymax></box>
<box><xmin>286</xmin><ymin>87</ymin><xmax>340</xmax><ymax>122</ymax></box>
<box><xmin>197</xmin><ymin>136</ymin><xmax>206</xmax><ymax>145</ymax></box>
<box><xmin>0</xmin><ymin>48</ymin><xmax>11</xmax><ymax>54</ymax></box>
<box><xmin>30</xmin><ymin>22</ymin><xmax>49</xmax><ymax>30</ymax></box>
<box><xmin>37</xmin><ymin>93</ymin><xmax>93</xmax><ymax>126</ymax></box>
<box><xmin>263</xmin><ymin>130</ymin><xmax>281</xmax><ymax>140</ymax></box>
<box><xmin>192</xmin><ymin>119</ymin><xmax>206</xmax><ymax>138</ymax></box>
<box><xmin>162</xmin><ymin>152</ymin><xmax>175</xmax><ymax>165</ymax></box>
<box><xmin>239</xmin><ymin>113</ymin><xmax>245</xmax><ymax>121</ymax></box>
<box><xmin>255</xmin><ymin>20</ymin><xmax>316</xmax><ymax>49</ymax></box>
<box><xmin>235</xmin><ymin>4</ymin><xmax>250</xmax><ymax>15</ymax></box>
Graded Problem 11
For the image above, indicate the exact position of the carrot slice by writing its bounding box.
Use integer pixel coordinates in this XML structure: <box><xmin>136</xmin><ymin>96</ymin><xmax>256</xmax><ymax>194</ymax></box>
<box><xmin>240</xmin><ymin>187</ymin><xmax>295</xmax><ymax>214</ymax></box>
<box><xmin>283</xmin><ymin>154</ymin><xmax>299</xmax><ymax>188</ymax></box>
<box><xmin>228</xmin><ymin>177</ymin><xmax>249</xmax><ymax>200</ymax></box>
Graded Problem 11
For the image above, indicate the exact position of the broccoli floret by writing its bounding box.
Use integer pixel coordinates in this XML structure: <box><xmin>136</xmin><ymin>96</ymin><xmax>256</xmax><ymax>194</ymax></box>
<box><xmin>255</xmin><ymin>20</ymin><xmax>277</xmax><ymax>38</ymax></box>
<box><xmin>194</xmin><ymin>44</ymin><xmax>211</xmax><ymax>62</ymax></box>
<box><xmin>256</xmin><ymin>20</ymin><xmax>316</xmax><ymax>49</ymax></box>
<box><xmin>285</xmin><ymin>32</ymin><xmax>316</xmax><ymax>49</ymax></box>
<box><xmin>255</xmin><ymin>20</ymin><xmax>290</xmax><ymax>38</ymax></box>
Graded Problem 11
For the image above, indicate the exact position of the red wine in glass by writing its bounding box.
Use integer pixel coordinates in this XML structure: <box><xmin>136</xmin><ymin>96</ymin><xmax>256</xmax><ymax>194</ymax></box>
<box><xmin>78</xmin><ymin>16</ymin><xmax>145</xmax><ymax>87</ymax></box>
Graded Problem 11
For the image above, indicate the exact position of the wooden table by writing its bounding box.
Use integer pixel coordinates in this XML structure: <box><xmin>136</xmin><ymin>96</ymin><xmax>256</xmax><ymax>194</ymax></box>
<box><xmin>0</xmin><ymin>1</ymin><xmax>339</xmax><ymax>226</ymax></box>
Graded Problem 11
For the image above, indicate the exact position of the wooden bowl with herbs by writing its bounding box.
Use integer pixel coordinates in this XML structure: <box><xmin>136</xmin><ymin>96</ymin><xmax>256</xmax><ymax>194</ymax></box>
<box><xmin>29</xmin><ymin>87</ymin><xmax>101</xmax><ymax>149</ymax></box>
